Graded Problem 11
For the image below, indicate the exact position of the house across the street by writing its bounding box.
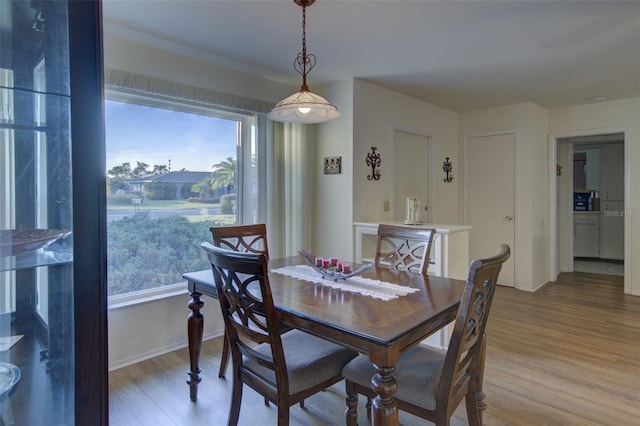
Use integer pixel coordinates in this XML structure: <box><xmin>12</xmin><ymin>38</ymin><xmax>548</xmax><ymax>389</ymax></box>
<box><xmin>128</xmin><ymin>171</ymin><xmax>211</xmax><ymax>200</ymax></box>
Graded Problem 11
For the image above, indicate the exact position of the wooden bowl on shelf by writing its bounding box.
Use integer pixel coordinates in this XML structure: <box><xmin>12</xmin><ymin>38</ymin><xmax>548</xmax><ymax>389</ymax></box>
<box><xmin>0</xmin><ymin>229</ymin><xmax>68</xmax><ymax>256</ymax></box>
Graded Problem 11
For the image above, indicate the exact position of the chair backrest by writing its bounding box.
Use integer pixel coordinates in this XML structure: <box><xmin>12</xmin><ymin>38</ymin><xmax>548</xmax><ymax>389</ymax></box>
<box><xmin>201</xmin><ymin>242</ymin><xmax>285</xmax><ymax>387</ymax></box>
<box><xmin>438</xmin><ymin>244</ymin><xmax>510</xmax><ymax>412</ymax></box>
<box><xmin>374</xmin><ymin>224</ymin><xmax>436</xmax><ymax>275</ymax></box>
<box><xmin>210</xmin><ymin>223</ymin><xmax>269</xmax><ymax>261</ymax></box>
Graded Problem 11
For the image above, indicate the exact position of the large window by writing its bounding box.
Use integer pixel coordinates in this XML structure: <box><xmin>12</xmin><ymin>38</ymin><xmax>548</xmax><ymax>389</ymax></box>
<box><xmin>105</xmin><ymin>92</ymin><xmax>259</xmax><ymax>298</ymax></box>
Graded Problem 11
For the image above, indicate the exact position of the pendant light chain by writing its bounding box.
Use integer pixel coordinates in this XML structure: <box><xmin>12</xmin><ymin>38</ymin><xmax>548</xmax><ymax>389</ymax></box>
<box><xmin>301</xmin><ymin>4</ymin><xmax>307</xmax><ymax>89</ymax></box>
<box><xmin>295</xmin><ymin>2</ymin><xmax>316</xmax><ymax>91</ymax></box>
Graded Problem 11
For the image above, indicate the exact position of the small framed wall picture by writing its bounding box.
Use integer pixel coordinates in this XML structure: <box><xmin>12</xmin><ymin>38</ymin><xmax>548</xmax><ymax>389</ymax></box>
<box><xmin>324</xmin><ymin>156</ymin><xmax>342</xmax><ymax>174</ymax></box>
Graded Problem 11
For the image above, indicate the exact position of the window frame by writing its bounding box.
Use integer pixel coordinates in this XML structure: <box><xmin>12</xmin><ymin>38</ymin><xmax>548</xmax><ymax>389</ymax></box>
<box><xmin>105</xmin><ymin>90</ymin><xmax>262</xmax><ymax>306</ymax></box>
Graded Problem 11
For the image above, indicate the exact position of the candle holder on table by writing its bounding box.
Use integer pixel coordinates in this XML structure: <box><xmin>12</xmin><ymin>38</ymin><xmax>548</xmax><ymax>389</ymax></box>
<box><xmin>299</xmin><ymin>250</ymin><xmax>374</xmax><ymax>281</ymax></box>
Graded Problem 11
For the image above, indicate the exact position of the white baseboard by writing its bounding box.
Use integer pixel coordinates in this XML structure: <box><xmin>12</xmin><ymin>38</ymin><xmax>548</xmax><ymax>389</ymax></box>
<box><xmin>108</xmin><ymin>330</ymin><xmax>223</xmax><ymax>371</ymax></box>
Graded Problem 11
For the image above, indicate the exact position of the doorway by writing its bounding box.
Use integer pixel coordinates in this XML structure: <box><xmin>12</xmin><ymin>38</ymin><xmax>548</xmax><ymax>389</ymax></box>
<box><xmin>554</xmin><ymin>132</ymin><xmax>626</xmax><ymax>283</ymax></box>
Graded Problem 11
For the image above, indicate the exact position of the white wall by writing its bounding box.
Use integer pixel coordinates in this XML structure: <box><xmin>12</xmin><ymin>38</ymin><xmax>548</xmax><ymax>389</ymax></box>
<box><xmin>108</xmin><ymin>293</ymin><xmax>223</xmax><ymax>370</ymax></box>
<box><xmin>313</xmin><ymin>79</ymin><xmax>462</xmax><ymax>262</ymax></box>
<box><xmin>352</xmin><ymin>80</ymin><xmax>460</xmax><ymax>224</ymax></box>
<box><xmin>548</xmin><ymin>98</ymin><xmax>640</xmax><ymax>295</ymax></box>
<box><xmin>312</xmin><ymin>80</ymin><xmax>354</xmax><ymax>260</ymax></box>
<box><xmin>459</xmin><ymin>102</ymin><xmax>549</xmax><ymax>291</ymax></box>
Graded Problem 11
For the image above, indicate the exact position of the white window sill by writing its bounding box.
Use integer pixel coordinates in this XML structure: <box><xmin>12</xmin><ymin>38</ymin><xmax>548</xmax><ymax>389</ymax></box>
<box><xmin>108</xmin><ymin>281</ymin><xmax>189</xmax><ymax>310</ymax></box>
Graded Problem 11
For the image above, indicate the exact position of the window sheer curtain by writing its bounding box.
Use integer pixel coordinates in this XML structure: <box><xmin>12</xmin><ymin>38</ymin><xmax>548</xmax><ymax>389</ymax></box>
<box><xmin>105</xmin><ymin>68</ymin><xmax>312</xmax><ymax>259</ymax></box>
<box><xmin>264</xmin><ymin>117</ymin><xmax>314</xmax><ymax>258</ymax></box>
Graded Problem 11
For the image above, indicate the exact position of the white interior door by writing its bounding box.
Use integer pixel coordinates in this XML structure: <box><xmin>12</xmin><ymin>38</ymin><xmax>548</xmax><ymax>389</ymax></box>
<box><xmin>393</xmin><ymin>131</ymin><xmax>430</xmax><ymax>223</ymax></box>
<box><xmin>465</xmin><ymin>133</ymin><xmax>515</xmax><ymax>287</ymax></box>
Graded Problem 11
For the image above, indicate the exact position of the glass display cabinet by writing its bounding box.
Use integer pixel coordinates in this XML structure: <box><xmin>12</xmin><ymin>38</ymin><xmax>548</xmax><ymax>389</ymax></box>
<box><xmin>0</xmin><ymin>0</ymin><xmax>107</xmax><ymax>424</ymax></box>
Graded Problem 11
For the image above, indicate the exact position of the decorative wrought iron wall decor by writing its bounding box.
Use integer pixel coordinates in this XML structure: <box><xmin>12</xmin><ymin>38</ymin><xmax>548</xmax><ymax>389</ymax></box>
<box><xmin>366</xmin><ymin>147</ymin><xmax>381</xmax><ymax>180</ymax></box>
<box><xmin>443</xmin><ymin>157</ymin><xmax>453</xmax><ymax>183</ymax></box>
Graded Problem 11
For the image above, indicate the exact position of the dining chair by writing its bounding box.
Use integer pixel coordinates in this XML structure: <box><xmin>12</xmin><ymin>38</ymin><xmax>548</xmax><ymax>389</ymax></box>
<box><xmin>374</xmin><ymin>224</ymin><xmax>436</xmax><ymax>275</ymax></box>
<box><xmin>343</xmin><ymin>244</ymin><xmax>511</xmax><ymax>426</ymax></box>
<box><xmin>201</xmin><ymin>242</ymin><xmax>358</xmax><ymax>426</ymax></box>
<box><xmin>210</xmin><ymin>223</ymin><xmax>270</xmax><ymax>260</ymax></box>
<box><xmin>210</xmin><ymin>223</ymin><xmax>270</xmax><ymax>379</ymax></box>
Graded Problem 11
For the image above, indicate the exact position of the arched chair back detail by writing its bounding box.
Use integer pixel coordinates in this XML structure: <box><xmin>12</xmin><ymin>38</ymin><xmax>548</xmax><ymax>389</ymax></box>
<box><xmin>374</xmin><ymin>224</ymin><xmax>436</xmax><ymax>275</ymax></box>
<box><xmin>202</xmin><ymin>242</ymin><xmax>357</xmax><ymax>426</ymax></box>
<box><xmin>210</xmin><ymin>223</ymin><xmax>269</xmax><ymax>260</ymax></box>
<box><xmin>343</xmin><ymin>244</ymin><xmax>511</xmax><ymax>426</ymax></box>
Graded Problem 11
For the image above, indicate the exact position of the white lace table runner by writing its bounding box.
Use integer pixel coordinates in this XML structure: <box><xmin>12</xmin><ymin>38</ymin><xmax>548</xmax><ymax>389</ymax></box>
<box><xmin>271</xmin><ymin>265</ymin><xmax>419</xmax><ymax>301</ymax></box>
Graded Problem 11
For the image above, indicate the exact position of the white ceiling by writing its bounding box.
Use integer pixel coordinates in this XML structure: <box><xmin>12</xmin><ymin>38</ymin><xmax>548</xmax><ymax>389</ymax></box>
<box><xmin>103</xmin><ymin>0</ymin><xmax>640</xmax><ymax>112</ymax></box>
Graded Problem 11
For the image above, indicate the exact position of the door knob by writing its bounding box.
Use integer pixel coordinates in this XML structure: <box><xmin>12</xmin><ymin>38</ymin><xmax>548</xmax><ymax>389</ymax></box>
<box><xmin>505</xmin><ymin>216</ymin><xmax>513</xmax><ymax>221</ymax></box>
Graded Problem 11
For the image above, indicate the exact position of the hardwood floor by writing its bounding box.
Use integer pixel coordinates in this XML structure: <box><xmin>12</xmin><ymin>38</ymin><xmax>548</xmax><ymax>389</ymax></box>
<box><xmin>109</xmin><ymin>272</ymin><xmax>640</xmax><ymax>425</ymax></box>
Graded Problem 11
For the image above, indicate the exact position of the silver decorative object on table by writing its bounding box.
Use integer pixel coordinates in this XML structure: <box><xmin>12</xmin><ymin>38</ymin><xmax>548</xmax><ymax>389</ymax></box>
<box><xmin>299</xmin><ymin>250</ymin><xmax>374</xmax><ymax>281</ymax></box>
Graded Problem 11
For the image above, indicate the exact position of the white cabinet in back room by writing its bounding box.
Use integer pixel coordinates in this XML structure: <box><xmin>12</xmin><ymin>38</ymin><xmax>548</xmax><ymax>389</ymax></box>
<box><xmin>574</xmin><ymin>213</ymin><xmax>600</xmax><ymax>258</ymax></box>
<box><xmin>599</xmin><ymin>142</ymin><xmax>624</xmax><ymax>260</ymax></box>
<box><xmin>601</xmin><ymin>200</ymin><xmax>625</xmax><ymax>260</ymax></box>
<box><xmin>600</xmin><ymin>143</ymin><xmax>624</xmax><ymax>200</ymax></box>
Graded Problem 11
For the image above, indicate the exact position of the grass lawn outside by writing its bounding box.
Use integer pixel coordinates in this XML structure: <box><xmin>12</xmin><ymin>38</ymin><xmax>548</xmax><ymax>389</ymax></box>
<box><xmin>106</xmin><ymin>198</ymin><xmax>237</xmax><ymax>225</ymax></box>
<box><xmin>107</xmin><ymin>199</ymin><xmax>220</xmax><ymax>210</ymax></box>
<box><xmin>186</xmin><ymin>214</ymin><xmax>236</xmax><ymax>224</ymax></box>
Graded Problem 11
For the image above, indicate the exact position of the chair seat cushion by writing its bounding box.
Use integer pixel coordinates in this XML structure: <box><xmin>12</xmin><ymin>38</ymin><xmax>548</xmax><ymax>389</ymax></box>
<box><xmin>342</xmin><ymin>345</ymin><xmax>445</xmax><ymax>410</ymax></box>
<box><xmin>245</xmin><ymin>329</ymin><xmax>357</xmax><ymax>395</ymax></box>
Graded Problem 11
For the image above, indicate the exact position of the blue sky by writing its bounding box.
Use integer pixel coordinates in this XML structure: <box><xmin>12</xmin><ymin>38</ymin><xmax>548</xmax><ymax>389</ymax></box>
<box><xmin>105</xmin><ymin>100</ymin><xmax>237</xmax><ymax>173</ymax></box>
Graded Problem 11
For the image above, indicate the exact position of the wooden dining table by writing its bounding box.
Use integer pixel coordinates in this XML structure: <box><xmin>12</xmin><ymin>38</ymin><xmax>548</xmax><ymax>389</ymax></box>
<box><xmin>184</xmin><ymin>256</ymin><xmax>466</xmax><ymax>426</ymax></box>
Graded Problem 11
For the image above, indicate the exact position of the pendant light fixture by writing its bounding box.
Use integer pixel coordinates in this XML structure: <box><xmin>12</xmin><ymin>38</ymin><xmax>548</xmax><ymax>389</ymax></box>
<box><xmin>268</xmin><ymin>0</ymin><xmax>340</xmax><ymax>124</ymax></box>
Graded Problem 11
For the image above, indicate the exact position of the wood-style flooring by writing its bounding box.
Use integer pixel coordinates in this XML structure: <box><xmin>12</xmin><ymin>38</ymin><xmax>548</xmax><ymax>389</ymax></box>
<box><xmin>109</xmin><ymin>272</ymin><xmax>640</xmax><ymax>425</ymax></box>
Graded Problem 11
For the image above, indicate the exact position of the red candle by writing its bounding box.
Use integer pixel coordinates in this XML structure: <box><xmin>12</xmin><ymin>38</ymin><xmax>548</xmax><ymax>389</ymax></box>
<box><xmin>322</xmin><ymin>259</ymin><xmax>330</xmax><ymax>268</ymax></box>
<box><xmin>316</xmin><ymin>257</ymin><xmax>323</xmax><ymax>267</ymax></box>
<box><xmin>330</xmin><ymin>257</ymin><xmax>338</xmax><ymax>267</ymax></box>
<box><xmin>342</xmin><ymin>264</ymin><xmax>351</xmax><ymax>273</ymax></box>
<box><xmin>337</xmin><ymin>262</ymin><xmax>343</xmax><ymax>272</ymax></box>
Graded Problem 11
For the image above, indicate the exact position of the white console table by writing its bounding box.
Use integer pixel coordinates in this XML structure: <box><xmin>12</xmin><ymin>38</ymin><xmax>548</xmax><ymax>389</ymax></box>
<box><xmin>353</xmin><ymin>222</ymin><xmax>472</xmax><ymax>349</ymax></box>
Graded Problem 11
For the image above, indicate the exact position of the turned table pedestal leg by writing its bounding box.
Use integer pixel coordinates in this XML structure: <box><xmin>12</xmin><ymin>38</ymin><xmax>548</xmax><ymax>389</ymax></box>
<box><xmin>187</xmin><ymin>291</ymin><xmax>204</xmax><ymax>401</ymax></box>
<box><xmin>371</xmin><ymin>364</ymin><xmax>399</xmax><ymax>426</ymax></box>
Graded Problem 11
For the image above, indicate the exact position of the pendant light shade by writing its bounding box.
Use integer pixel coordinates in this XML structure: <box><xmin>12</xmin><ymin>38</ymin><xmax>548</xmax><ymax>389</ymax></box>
<box><xmin>268</xmin><ymin>89</ymin><xmax>340</xmax><ymax>124</ymax></box>
<box><xmin>268</xmin><ymin>0</ymin><xmax>340</xmax><ymax>124</ymax></box>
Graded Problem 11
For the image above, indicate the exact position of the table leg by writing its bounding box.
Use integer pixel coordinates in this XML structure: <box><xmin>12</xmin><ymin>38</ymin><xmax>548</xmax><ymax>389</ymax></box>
<box><xmin>187</xmin><ymin>291</ymin><xmax>204</xmax><ymax>401</ymax></box>
<box><xmin>371</xmin><ymin>364</ymin><xmax>399</xmax><ymax>426</ymax></box>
